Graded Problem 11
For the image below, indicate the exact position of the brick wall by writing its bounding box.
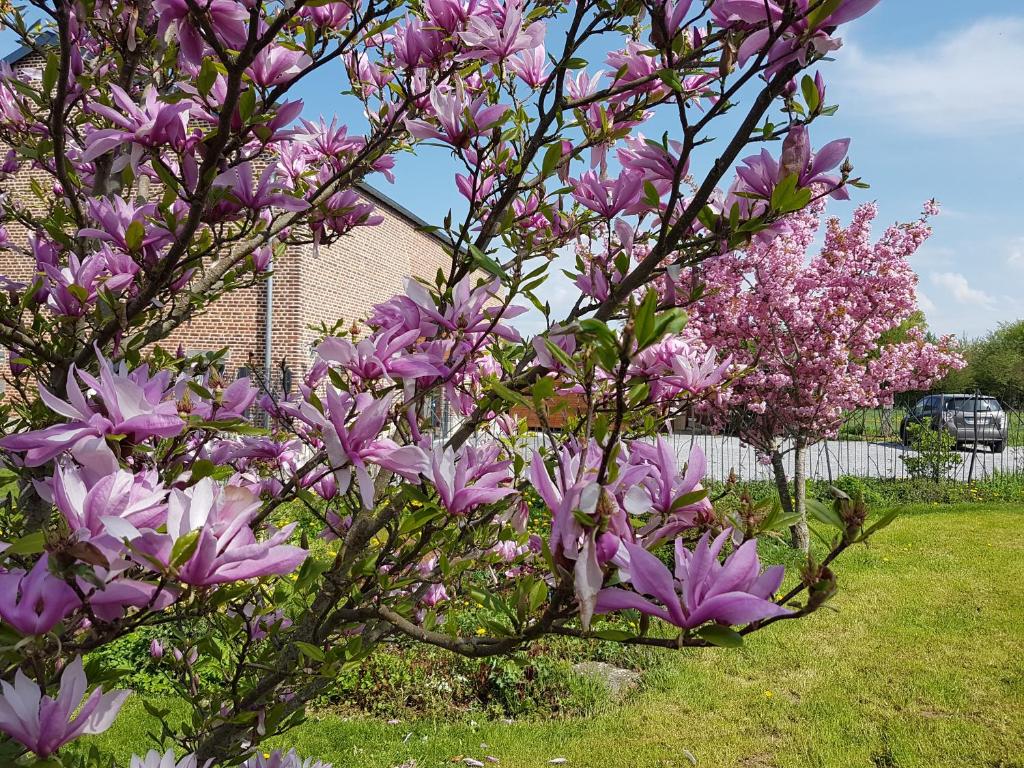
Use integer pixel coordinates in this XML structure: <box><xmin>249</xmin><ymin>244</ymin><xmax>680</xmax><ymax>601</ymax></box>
<box><xmin>294</xmin><ymin>195</ymin><xmax>453</xmax><ymax>374</ymax></box>
<box><xmin>0</xmin><ymin>50</ymin><xmax>452</xmax><ymax>396</ymax></box>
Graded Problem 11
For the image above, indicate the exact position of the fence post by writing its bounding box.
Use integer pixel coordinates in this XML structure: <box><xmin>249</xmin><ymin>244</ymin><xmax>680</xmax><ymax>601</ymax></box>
<box><xmin>967</xmin><ymin>390</ymin><xmax>979</xmax><ymax>483</ymax></box>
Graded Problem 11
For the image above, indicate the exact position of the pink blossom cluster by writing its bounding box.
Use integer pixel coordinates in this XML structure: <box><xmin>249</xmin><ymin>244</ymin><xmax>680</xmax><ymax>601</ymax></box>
<box><xmin>677</xmin><ymin>201</ymin><xmax>965</xmax><ymax>452</ymax></box>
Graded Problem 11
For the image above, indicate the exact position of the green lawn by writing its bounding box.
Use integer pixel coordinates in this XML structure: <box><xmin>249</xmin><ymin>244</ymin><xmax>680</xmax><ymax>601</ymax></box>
<box><xmin>94</xmin><ymin>503</ymin><xmax>1024</xmax><ymax>768</ymax></box>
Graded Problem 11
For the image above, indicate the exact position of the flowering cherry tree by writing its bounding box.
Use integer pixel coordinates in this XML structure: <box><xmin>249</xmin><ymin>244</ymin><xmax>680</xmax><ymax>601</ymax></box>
<box><xmin>678</xmin><ymin>201</ymin><xmax>963</xmax><ymax>549</ymax></box>
<box><xmin>0</xmin><ymin>0</ymin><xmax>894</xmax><ymax>764</ymax></box>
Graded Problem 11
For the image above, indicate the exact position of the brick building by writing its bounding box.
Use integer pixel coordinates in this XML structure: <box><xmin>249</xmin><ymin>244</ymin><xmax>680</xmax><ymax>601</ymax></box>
<box><xmin>1</xmin><ymin>42</ymin><xmax>453</xmax><ymax>398</ymax></box>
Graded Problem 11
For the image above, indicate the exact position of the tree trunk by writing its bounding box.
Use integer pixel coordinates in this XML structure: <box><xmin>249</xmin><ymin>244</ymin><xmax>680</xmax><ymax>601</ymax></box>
<box><xmin>769</xmin><ymin>443</ymin><xmax>810</xmax><ymax>552</ymax></box>
<box><xmin>790</xmin><ymin>438</ymin><xmax>809</xmax><ymax>552</ymax></box>
<box><xmin>770</xmin><ymin>449</ymin><xmax>794</xmax><ymax>517</ymax></box>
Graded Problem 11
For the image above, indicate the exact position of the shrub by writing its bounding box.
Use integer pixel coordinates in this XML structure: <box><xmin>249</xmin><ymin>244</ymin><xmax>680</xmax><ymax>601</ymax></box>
<box><xmin>901</xmin><ymin>423</ymin><xmax>964</xmax><ymax>481</ymax></box>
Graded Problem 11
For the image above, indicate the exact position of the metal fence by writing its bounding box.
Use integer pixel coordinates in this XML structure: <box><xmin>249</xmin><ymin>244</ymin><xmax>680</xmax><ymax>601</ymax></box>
<box><xmin>667</xmin><ymin>407</ymin><xmax>1024</xmax><ymax>483</ymax></box>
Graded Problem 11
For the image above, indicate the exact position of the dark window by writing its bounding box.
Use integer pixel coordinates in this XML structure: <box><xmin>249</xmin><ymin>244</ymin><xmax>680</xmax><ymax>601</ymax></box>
<box><xmin>945</xmin><ymin>397</ymin><xmax>1001</xmax><ymax>413</ymax></box>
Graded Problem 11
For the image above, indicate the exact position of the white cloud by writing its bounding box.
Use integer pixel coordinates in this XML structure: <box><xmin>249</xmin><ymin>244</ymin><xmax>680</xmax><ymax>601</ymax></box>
<box><xmin>833</xmin><ymin>18</ymin><xmax>1024</xmax><ymax>136</ymax></box>
<box><xmin>930</xmin><ymin>271</ymin><xmax>997</xmax><ymax>309</ymax></box>
<box><xmin>917</xmin><ymin>289</ymin><xmax>937</xmax><ymax>316</ymax></box>
<box><xmin>1007</xmin><ymin>238</ymin><xmax>1024</xmax><ymax>268</ymax></box>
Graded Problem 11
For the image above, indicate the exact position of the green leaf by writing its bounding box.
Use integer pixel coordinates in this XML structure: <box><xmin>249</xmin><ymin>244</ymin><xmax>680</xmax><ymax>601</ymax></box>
<box><xmin>801</xmin><ymin>74</ymin><xmax>820</xmax><ymax>113</ymax></box>
<box><xmin>238</xmin><ymin>88</ymin><xmax>257</xmax><ymax>123</ymax></box>
<box><xmin>657</xmin><ymin>68</ymin><xmax>683</xmax><ymax>93</ymax></box>
<box><xmin>294</xmin><ymin>641</ymin><xmax>326</xmax><ymax>662</ymax></box>
<box><xmin>488</xmin><ymin>378</ymin><xmax>527</xmax><ymax>406</ymax></box>
<box><xmin>197</xmin><ymin>59</ymin><xmax>219</xmax><ymax>97</ymax></box>
<box><xmin>860</xmin><ymin>510</ymin><xmax>899</xmax><ymax>540</ymax></box>
<box><xmin>542</xmin><ymin>337</ymin><xmax>577</xmax><ymax>371</ymax></box>
<box><xmin>170</xmin><ymin>530</ymin><xmax>201</xmax><ymax>568</ymax></box>
<box><xmin>697</xmin><ymin>205</ymin><xmax>719</xmax><ymax>231</ymax></box>
<box><xmin>634</xmin><ymin>290</ymin><xmax>658</xmax><ymax>348</ymax></box>
<box><xmin>41</xmin><ymin>55</ymin><xmax>58</xmax><ymax>95</ymax></box>
<box><xmin>697</xmin><ymin>625</ymin><xmax>744</xmax><ymax>647</ymax></box>
<box><xmin>4</xmin><ymin>531</ymin><xmax>45</xmax><ymax>557</ymax></box>
<box><xmin>469</xmin><ymin>243</ymin><xmax>507</xmax><ymax>279</ymax></box>
<box><xmin>806</xmin><ymin>499</ymin><xmax>844</xmax><ymax>529</ymax></box>
<box><xmin>670</xmin><ymin>488</ymin><xmax>709</xmax><ymax>512</ymax></box>
<box><xmin>642</xmin><ymin>179</ymin><xmax>661</xmax><ymax>209</ymax></box>
<box><xmin>806</xmin><ymin>0</ymin><xmax>843</xmax><ymax>30</ymax></box>
<box><xmin>541</xmin><ymin>141</ymin><xmax>563</xmax><ymax>177</ymax></box>
<box><xmin>125</xmin><ymin>220</ymin><xmax>146</xmax><ymax>252</ymax></box>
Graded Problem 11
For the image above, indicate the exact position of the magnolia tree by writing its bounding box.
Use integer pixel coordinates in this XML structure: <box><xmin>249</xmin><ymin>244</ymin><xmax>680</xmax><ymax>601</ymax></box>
<box><xmin>677</xmin><ymin>201</ymin><xmax>963</xmax><ymax>550</ymax></box>
<box><xmin>0</xmin><ymin>0</ymin><xmax>893</xmax><ymax>765</ymax></box>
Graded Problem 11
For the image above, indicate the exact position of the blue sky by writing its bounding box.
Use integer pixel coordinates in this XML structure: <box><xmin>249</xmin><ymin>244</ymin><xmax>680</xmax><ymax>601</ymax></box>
<box><xmin>4</xmin><ymin>2</ymin><xmax>1020</xmax><ymax>339</ymax></box>
<box><xmin>291</xmin><ymin>0</ymin><xmax>1024</xmax><ymax>340</ymax></box>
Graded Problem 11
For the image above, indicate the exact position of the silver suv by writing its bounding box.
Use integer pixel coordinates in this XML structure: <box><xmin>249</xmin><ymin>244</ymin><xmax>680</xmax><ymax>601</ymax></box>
<box><xmin>900</xmin><ymin>394</ymin><xmax>1009</xmax><ymax>453</ymax></box>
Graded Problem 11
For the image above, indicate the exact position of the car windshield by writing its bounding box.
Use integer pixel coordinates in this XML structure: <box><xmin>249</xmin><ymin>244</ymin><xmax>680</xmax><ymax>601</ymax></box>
<box><xmin>945</xmin><ymin>397</ymin><xmax>1001</xmax><ymax>412</ymax></box>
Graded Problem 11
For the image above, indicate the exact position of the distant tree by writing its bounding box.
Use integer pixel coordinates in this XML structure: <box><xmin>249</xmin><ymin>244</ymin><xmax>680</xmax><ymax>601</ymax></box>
<box><xmin>929</xmin><ymin>321</ymin><xmax>1024</xmax><ymax>407</ymax></box>
<box><xmin>681</xmin><ymin>201</ymin><xmax>964</xmax><ymax>551</ymax></box>
<box><xmin>969</xmin><ymin>322</ymin><xmax>1024</xmax><ymax>406</ymax></box>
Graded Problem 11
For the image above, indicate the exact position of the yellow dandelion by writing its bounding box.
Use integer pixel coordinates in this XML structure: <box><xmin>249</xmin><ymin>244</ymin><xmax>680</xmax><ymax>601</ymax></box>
<box><xmin>763</xmin><ymin>690</ymin><xmax>774</xmax><ymax>699</ymax></box>
<box><xmin>476</xmin><ymin>627</ymin><xmax>487</xmax><ymax>636</ymax></box>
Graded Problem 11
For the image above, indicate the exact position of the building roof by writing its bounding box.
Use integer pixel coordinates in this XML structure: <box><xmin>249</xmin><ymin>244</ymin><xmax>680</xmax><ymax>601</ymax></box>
<box><xmin>355</xmin><ymin>182</ymin><xmax>453</xmax><ymax>249</ymax></box>
<box><xmin>2</xmin><ymin>31</ymin><xmax>57</xmax><ymax>65</ymax></box>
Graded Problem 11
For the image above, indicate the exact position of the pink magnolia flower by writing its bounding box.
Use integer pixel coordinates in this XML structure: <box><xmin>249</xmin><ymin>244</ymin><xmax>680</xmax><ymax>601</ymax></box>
<box><xmin>48</xmin><ymin>462</ymin><xmax>167</xmax><ymax>545</ymax></box>
<box><xmin>617</xmin><ymin>134</ymin><xmax>688</xmax><ymax>187</ymax></box>
<box><xmin>425</xmin><ymin>0</ymin><xmax>480</xmax><ymax>34</ymax></box>
<box><xmin>0</xmin><ymin>657</ymin><xmax>129</xmax><ymax>757</ymax></box>
<box><xmin>405</xmin><ymin>81</ymin><xmax>508</xmax><ymax>148</ymax></box>
<box><xmin>0</xmin><ymin>355</ymin><xmax>184</xmax><ymax>467</ymax></box>
<box><xmin>38</xmin><ymin>251</ymin><xmax>108</xmax><ymax>317</ymax></box>
<box><xmin>731</xmin><ymin>126</ymin><xmax>851</xmax><ymax>211</ymax></box>
<box><xmin>508</xmin><ymin>44</ymin><xmax>549</xmax><ymax>88</ymax></box>
<box><xmin>143</xmin><ymin>479</ymin><xmax>307</xmax><ymax>586</ymax></box>
<box><xmin>320</xmin><ymin>390</ymin><xmax>429</xmax><ymax>509</ymax></box>
<box><xmin>298</xmin><ymin>0</ymin><xmax>356</xmax><ymax>28</ymax></box>
<box><xmin>83</xmin><ymin>84</ymin><xmax>193</xmax><ymax>168</ymax></box>
<box><xmin>405</xmin><ymin>275</ymin><xmax>524</xmax><ymax>343</ymax></box>
<box><xmin>242</xmin><ymin>749</ymin><xmax>331</xmax><ymax>768</ymax></box>
<box><xmin>79</xmin><ymin>197</ymin><xmax>174</xmax><ymax>259</ymax></box>
<box><xmin>571</xmin><ymin>170</ymin><xmax>645</xmax><ymax>218</ymax></box>
<box><xmin>153</xmin><ymin>0</ymin><xmax>248</xmax><ymax>70</ymax></box>
<box><xmin>427</xmin><ymin>443</ymin><xmax>515</xmax><ymax>515</ymax></box>
<box><xmin>212</xmin><ymin>161</ymin><xmax>310</xmax><ymax>218</ymax></box>
<box><xmin>308</xmin><ymin>180</ymin><xmax>383</xmax><ymax>240</ymax></box>
<box><xmin>392</xmin><ymin>17</ymin><xmax>449</xmax><ymax>69</ymax></box>
<box><xmin>459</xmin><ymin>0</ymin><xmax>545</xmax><ymax>62</ymax></box>
<box><xmin>596</xmin><ymin>530</ymin><xmax>791</xmax><ymax>629</ymax></box>
<box><xmin>247</xmin><ymin>43</ymin><xmax>312</xmax><ymax>87</ymax></box>
<box><xmin>131</xmin><ymin>749</ymin><xmax>201</xmax><ymax>768</ymax></box>
<box><xmin>712</xmin><ymin>0</ymin><xmax>880</xmax><ymax>76</ymax></box>
<box><xmin>317</xmin><ymin>327</ymin><xmax>444</xmax><ymax>384</ymax></box>
<box><xmin>0</xmin><ymin>555</ymin><xmax>80</xmax><ymax>636</ymax></box>
<box><xmin>625</xmin><ymin>440</ymin><xmax>712</xmax><ymax>543</ymax></box>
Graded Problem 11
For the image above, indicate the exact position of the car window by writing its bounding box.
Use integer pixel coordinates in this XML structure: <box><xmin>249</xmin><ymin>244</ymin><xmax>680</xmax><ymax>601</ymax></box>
<box><xmin>946</xmin><ymin>397</ymin><xmax>1001</xmax><ymax>412</ymax></box>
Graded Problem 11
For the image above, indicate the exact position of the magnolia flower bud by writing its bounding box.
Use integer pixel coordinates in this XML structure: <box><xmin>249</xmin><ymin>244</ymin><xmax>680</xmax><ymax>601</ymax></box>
<box><xmin>150</xmin><ymin>639</ymin><xmax>164</xmax><ymax>659</ymax></box>
<box><xmin>779</xmin><ymin>124</ymin><xmax>810</xmax><ymax>181</ymax></box>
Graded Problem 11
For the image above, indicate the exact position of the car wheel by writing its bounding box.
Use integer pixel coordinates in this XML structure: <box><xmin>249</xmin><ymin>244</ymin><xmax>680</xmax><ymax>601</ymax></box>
<box><xmin>900</xmin><ymin>426</ymin><xmax>911</xmax><ymax>446</ymax></box>
<box><xmin>991</xmin><ymin>441</ymin><xmax>1005</xmax><ymax>454</ymax></box>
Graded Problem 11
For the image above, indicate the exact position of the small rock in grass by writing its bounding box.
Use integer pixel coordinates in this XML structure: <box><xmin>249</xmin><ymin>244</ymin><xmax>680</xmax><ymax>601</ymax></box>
<box><xmin>571</xmin><ymin>661</ymin><xmax>640</xmax><ymax>699</ymax></box>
